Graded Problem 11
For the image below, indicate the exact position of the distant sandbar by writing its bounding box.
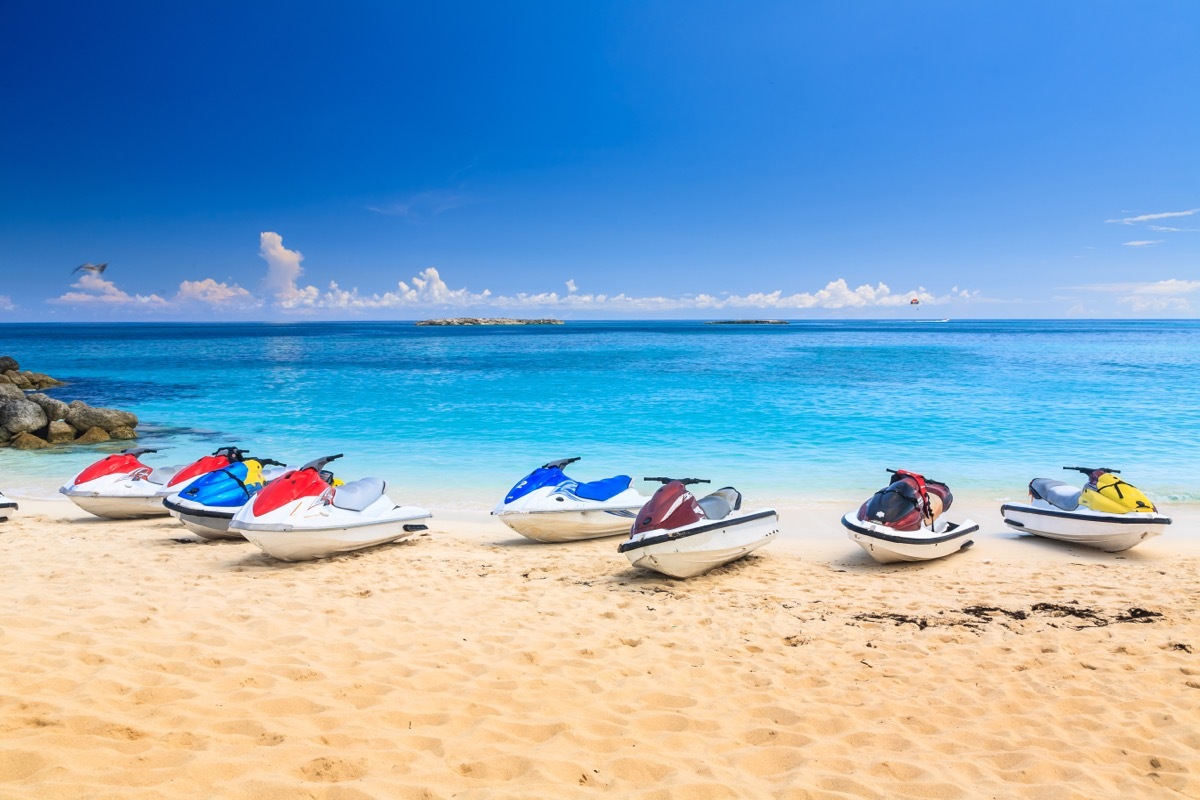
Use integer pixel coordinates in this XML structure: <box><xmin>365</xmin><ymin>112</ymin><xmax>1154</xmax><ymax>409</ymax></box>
<box><xmin>416</xmin><ymin>318</ymin><xmax>564</xmax><ymax>326</ymax></box>
<box><xmin>705</xmin><ymin>319</ymin><xmax>789</xmax><ymax>325</ymax></box>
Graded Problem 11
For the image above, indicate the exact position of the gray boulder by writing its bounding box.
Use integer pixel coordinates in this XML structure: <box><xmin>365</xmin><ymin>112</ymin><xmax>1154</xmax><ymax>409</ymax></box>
<box><xmin>0</xmin><ymin>398</ymin><xmax>48</xmax><ymax>435</ymax></box>
<box><xmin>27</xmin><ymin>392</ymin><xmax>70</xmax><ymax>421</ymax></box>
<box><xmin>0</xmin><ymin>383</ymin><xmax>24</xmax><ymax>401</ymax></box>
<box><xmin>66</xmin><ymin>404</ymin><xmax>138</xmax><ymax>433</ymax></box>
<box><xmin>24</xmin><ymin>371</ymin><xmax>63</xmax><ymax>388</ymax></box>
<box><xmin>0</xmin><ymin>356</ymin><xmax>17</xmax><ymax>373</ymax></box>
<box><xmin>109</xmin><ymin>426</ymin><xmax>138</xmax><ymax>440</ymax></box>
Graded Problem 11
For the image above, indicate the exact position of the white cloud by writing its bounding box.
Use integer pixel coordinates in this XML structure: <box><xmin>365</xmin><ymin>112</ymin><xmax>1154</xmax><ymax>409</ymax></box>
<box><xmin>1107</xmin><ymin>208</ymin><xmax>1198</xmax><ymax>225</ymax></box>
<box><xmin>0</xmin><ymin>295</ymin><xmax>14</xmax><ymax>311</ymax></box>
<box><xmin>1076</xmin><ymin>278</ymin><xmax>1200</xmax><ymax>312</ymax></box>
<box><xmin>50</xmin><ymin>272</ymin><xmax>169</xmax><ymax>306</ymax></box>
<box><xmin>566</xmin><ymin>279</ymin><xmax>578</xmax><ymax>293</ymax></box>
<box><xmin>1122</xmin><ymin>240</ymin><xmax>1163</xmax><ymax>247</ymax></box>
<box><xmin>366</xmin><ymin>191</ymin><xmax>473</xmax><ymax>220</ymax></box>
<box><xmin>175</xmin><ymin>278</ymin><xmax>258</xmax><ymax>307</ymax></box>
<box><xmin>259</xmin><ymin>232</ymin><xmax>307</xmax><ymax>305</ymax></box>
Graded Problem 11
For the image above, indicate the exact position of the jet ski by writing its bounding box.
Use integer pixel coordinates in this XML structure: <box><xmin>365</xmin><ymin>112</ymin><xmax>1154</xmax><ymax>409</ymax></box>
<box><xmin>492</xmin><ymin>457</ymin><xmax>649</xmax><ymax>542</ymax></box>
<box><xmin>60</xmin><ymin>446</ymin><xmax>252</xmax><ymax>519</ymax></box>
<box><xmin>841</xmin><ymin>469</ymin><xmax>978</xmax><ymax>563</ymax></box>
<box><xmin>163</xmin><ymin>457</ymin><xmax>289</xmax><ymax>539</ymax></box>
<box><xmin>0</xmin><ymin>489</ymin><xmax>16</xmax><ymax>522</ymax></box>
<box><xmin>229</xmin><ymin>454</ymin><xmax>432</xmax><ymax>561</ymax></box>
<box><xmin>1000</xmin><ymin>466</ymin><xmax>1171</xmax><ymax>552</ymax></box>
<box><xmin>618</xmin><ymin>477</ymin><xmax>779</xmax><ymax>578</ymax></box>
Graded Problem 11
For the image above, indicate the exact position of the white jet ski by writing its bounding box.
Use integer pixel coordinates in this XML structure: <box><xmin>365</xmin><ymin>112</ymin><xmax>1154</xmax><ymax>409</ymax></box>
<box><xmin>163</xmin><ymin>457</ymin><xmax>289</xmax><ymax>539</ymax></box>
<box><xmin>0</xmin><ymin>489</ymin><xmax>16</xmax><ymax>522</ymax></box>
<box><xmin>60</xmin><ymin>446</ymin><xmax>250</xmax><ymax>519</ymax></box>
<box><xmin>492</xmin><ymin>457</ymin><xmax>648</xmax><ymax>542</ymax></box>
<box><xmin>229</xmin><ymin>454</ymin><xmax>432</xmax><ymax>561</ymax></box>
<box><xmin>841</xmin><ymin>469</ymin><xmax>978</xmax><ymax>563</ymax></box>
<box><xmin>618</xmin><ymin>477</ymin><xmax>779</xmax><ymax>578</ymax></box>
<box><xmin>1000</xmin><ymin>466</ymin><xmax>1171</xmax><ymax>552</ymax></box>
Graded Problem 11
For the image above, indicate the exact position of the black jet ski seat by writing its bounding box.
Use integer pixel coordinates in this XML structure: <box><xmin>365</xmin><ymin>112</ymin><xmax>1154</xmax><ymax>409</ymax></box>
<box><xmin>332</xmin><ymin>478</ymin><xmax>387</xmax><ymax>512</ymax></box>
<box><xmin>1029</xmin><ymin>478</ymin><xmax>1082</xmax><ymax>511</ymax></box>
<box><xmin>697</xmin><ymin>487</ymin><xmax>743</xmax><ymax>521</ymax></box>
<box><xmin>145</xmin><ymin>467</ymin><xmax>180</xmax><ymax>486</ymax></box>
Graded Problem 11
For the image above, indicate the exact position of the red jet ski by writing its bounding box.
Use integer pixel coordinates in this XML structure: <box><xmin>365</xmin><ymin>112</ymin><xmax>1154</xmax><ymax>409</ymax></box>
<box><xmin>618</xmin><ymin>477</ymin><xmax>779</xmax><ymax>578</ymax></box>
<box><xmin>841</xmin><ymin>468</ymin><xmax>977</xmax><ymax>563</ymax></box>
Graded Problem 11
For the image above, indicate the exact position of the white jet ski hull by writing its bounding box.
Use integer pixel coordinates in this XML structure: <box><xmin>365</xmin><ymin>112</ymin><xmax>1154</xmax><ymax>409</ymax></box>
<box><xmin>841</xmin><ymin>512</ymin><xmax>978</xmax><ymax>564</ymax></box>
<box><xmin>1000</xmin><ymin>501</ymin><xmax>1170</xmax><ymax>552</ymax></box>
<box><xmin>231</xmin><ymin>495</ymin><xmax>433</xmax><ymax>562</ymax></box>
<box><xmin>60</xmin><ymin>486</ymin><xmax>173</xmax><ymax>519</ymax></box>
<box><xmin>0</xmin><ymin>492</ymin><xmax>16</xmax><ymax>521</ymax></box>
<box><xmin>494</xmin><ymin>508</ymin><xmax>640</xmax><ymax>542</ymax></box>
<box><xmin>620</xmin><ymin>510</ymin><xmax>779</xmax><ymax>578</ymax></box>
<box><xmin>168</xmin><ymin>507</ymin><xmax>243</xmax><ymax>539</ymax></box>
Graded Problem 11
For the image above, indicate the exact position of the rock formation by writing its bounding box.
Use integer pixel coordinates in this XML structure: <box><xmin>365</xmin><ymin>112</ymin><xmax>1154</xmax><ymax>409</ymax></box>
<box><xmin>0</xmin><ymin>355</ymin><xmax>140</xmax><ymax>449</ymax></box>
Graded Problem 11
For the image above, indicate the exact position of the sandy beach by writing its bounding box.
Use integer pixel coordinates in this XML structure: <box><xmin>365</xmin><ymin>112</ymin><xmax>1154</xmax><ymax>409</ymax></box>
<box><xmin>1</xmin><ymin>497</ymin><xmax>1197</xmax><ymax>799</ymax></box>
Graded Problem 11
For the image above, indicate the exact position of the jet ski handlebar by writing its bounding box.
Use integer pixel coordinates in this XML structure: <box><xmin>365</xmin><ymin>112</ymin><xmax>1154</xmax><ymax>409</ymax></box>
<box><xmin>643</xmin><ymin>477</ymin><xmax>711</xmax><ymax>486</ymax></box>
<box><xmin>1064</xmin><ymin>466</ymin><xmax>1120</xmax><ymax>475</ymax></box>
<box><xmin>257</xmin><ymin>458</ymin><xmax>287</xmax><ymax>467</ymax></box>
<box><xmin>213</xmin><ymin>446</ymin><xmax>247</xmax><ymax>460</ymax></box>
<box><xmin>542</xmin><ymin>457</ymin><xmax>582</xmax><ymax>470</ymax></box>
<box><xmin>301</xmin><ymin>454</ymin><xmax>344</xmax><ymax>472</ymax></box>
<box><xmin>121</xmin><ymin>447</ymin><xmax>158</xmax><ymax>456</ymax></box>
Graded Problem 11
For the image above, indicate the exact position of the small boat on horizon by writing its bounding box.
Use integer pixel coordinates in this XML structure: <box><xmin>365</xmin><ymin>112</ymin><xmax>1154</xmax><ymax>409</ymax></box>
<box><xmin>492</xmin><ymin>457</ymin><xmax>648</xmax><ymax>542</ymax></box>
<box><xmin>1000</xmin><ymin>467</ymin><xmax>1170</xmax><ymax>552</ymax></box>
<box><xmin>842</xmin><ymin>469</ymin><xmax>977</xmax><ymax>563</ymax></box>
<box><xmin>619</xmin><ymin>477</ymin><xmax>778</xmax><ymax>578</ymax></box>
<box><xmin>229</xmin><ymin>455</ymin><xmax>431</xmax><ymax>561</ymax></box>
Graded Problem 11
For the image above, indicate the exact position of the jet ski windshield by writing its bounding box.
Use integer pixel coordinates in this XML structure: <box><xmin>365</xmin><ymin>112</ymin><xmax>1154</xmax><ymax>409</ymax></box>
<box><xmin>504</xmin><ymin>463</ymin><xmax>574</xmax><ymax>503</ymax></box>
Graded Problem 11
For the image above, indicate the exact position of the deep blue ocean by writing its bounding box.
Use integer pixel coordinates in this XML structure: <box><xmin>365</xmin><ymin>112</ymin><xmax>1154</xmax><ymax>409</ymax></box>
<box><xmin>2</xmin><ymin>320</ymin><xmax>1197</xmax><ymax>508</ymax></box>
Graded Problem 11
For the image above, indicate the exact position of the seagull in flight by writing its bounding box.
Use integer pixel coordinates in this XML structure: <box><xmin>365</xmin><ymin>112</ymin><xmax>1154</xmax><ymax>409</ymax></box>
<box><xmin>72</xmin><ymin>262</ymin><xmax>108</xmax><ymax>275</ymax></box>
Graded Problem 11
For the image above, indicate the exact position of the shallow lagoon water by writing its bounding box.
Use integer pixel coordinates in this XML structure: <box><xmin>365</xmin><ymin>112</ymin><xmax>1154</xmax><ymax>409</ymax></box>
<box><xmin>2</xmin><ymin>319</ymin><xmax>1198</xmax><ymax>509</ymax></box>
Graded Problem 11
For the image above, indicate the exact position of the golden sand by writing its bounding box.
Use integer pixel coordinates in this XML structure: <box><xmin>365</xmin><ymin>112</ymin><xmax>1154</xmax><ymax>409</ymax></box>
<box><xmin>1</xmin><ymin>499</ymin><xmax>1197</xmax><ymax>799</ymax></box>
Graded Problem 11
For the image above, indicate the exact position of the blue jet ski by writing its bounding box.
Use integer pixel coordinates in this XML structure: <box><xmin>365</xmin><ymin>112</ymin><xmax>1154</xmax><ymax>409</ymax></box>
<box><xmin>491</xmin><ymin>457</ymin><xmax>649</xmax><ymax>542</ymax></box>
<box><xmin>164</xmin><ymin>457</ymin><xmax>289</xmax><ymax>539</ymax></box>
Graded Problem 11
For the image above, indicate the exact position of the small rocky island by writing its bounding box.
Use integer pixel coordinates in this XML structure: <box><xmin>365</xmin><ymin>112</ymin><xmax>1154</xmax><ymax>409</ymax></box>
<box><xmin>0</xmin><ymin>356</ymin><xmax>140</xmax><ymax>450</ymax></box>
<box><xmin>416</xmin><ymin>318</ymin><xmax>564</xmax><ymax>326</ymax></box>
<box><xmin>705</xmin><ymin>319</ymin><xmax>790</xmax><ymax>325</ymax></box>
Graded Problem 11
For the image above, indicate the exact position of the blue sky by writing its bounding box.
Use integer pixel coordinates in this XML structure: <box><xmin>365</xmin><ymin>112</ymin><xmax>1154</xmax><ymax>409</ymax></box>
<box><xmin>1</xmin><ymin>1</ymin><xmax>1196</xmax><ymax>319</ymax></box>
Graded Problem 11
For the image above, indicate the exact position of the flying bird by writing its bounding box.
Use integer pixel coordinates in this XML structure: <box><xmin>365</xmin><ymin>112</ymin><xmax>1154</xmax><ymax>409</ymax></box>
<box><xmin>72</xmin><ymin>262</ymin><xmax>108</xmax><ymax>275</ymax></box>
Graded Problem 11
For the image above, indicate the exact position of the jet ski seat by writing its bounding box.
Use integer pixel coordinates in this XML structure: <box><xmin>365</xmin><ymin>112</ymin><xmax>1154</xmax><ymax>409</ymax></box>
<box><xmin>1029</xmin><ymin>478</ymin><xmax>1081</xmax><ymax>511</ymax></box>
<box><xmin>332</xmin><ymin>478</ymin><xmax>387</xmax><ymax>512</ymax></box>
<box><xmin>573</xmin><ymin>475</ymin><xmax>632</xmax><ymax>501</ymax></box>
<box><xmin>698</xmin><ymin>487</ymin><xmax>742</xmax><ymax>520</ymax></box>
<box><xmin>145</xmin><ymin>467</ymin><xmax>181</xmax><ymax>486</ymax></box>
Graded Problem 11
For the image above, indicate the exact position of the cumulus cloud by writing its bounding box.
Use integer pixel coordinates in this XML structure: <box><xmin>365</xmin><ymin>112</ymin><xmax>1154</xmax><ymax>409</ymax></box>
<box><xmin>1107</xmin><ymin>208</ymin><xmax>1199</xmax><ymax>225</ymax></box>
<box><xmin>175</xmin><ymin>278</ymin><xmax>258</xmax><ymax>307</ymax></box>
<box><xmin>51</xmin><ymin>272</ymin><xmax>169</xmax><ymax>306</ymax></box>
<box><xmin>1122</xmin><ymin>240</ymin><xmax>1163</xmax><ymax>247</ymax></box>
<box><xmin>267</xmin><ymin>267</ymin><xmax>959</xmax><ymax>314</ymax></box>
<box><xmin>0</xmin><ymin>295</ymin><xmax>15</xmax><ymax>311</ymax></box>
<box><xmin>259</xmin><ymin>232</ymin><xmax>307</xmax><ymax>304</ymax></box>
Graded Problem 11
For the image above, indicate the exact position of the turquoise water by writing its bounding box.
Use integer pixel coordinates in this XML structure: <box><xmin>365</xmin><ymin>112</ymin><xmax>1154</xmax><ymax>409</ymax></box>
<box><xmin>2</xmin><ymin>320</ymin><xmax>1198</xmax><ymax>508</ymax></box>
